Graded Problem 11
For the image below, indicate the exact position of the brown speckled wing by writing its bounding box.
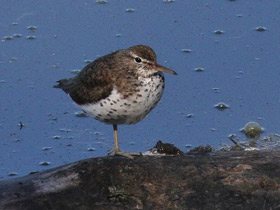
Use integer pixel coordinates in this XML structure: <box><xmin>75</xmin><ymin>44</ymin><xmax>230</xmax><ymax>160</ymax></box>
<box><xmin>55</xmin><ymin>52</ymin><xmax>118</xmax><ymax>105</ymax></box>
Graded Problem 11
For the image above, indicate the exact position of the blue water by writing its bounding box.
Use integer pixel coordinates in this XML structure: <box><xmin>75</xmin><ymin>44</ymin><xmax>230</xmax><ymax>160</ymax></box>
<box><xmin>1</xmin><ymin>0</ymin><xmax>279</xmax><ymax>179</ymax></box>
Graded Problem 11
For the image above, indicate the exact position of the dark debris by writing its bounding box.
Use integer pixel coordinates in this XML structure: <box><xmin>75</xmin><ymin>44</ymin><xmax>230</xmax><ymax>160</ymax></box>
<box><xmin>154</xmin><ymin>140</ymin><xmax>184</xmax><ymax>155</ymax></box>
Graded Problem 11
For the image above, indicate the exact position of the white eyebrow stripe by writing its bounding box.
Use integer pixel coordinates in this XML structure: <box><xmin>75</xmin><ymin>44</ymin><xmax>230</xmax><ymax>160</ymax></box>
<box><xmin>129</xmin><ymin>52</ymin><xmax>150</xmax><ymax>63</ymax></box>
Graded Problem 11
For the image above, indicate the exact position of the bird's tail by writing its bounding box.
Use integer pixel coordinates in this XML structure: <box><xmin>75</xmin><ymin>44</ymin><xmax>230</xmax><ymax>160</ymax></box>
<box><xmin>53</xmin><ymin>78</ymin><xmax>75</xmax><ymax>94</ymax></box>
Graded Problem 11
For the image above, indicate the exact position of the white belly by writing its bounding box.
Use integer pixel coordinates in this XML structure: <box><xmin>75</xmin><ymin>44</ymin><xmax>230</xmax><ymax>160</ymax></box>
<box><xmin>79</xmin><ymin>75</ymin><xmax>164</xmax><ymax>125</ymax></box>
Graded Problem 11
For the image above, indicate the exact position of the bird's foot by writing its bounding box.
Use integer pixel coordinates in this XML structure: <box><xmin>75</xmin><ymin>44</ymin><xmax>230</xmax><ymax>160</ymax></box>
<box><xmin>108</xmin><ymin>149</ymin><xmax>142</xmax><ymax>159</ymax></box>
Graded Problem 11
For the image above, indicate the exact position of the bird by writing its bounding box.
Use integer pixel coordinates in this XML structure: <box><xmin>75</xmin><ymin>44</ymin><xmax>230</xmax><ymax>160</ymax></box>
<box><xmin>54</xmin><ymin>45</ymin><xmax>177</xmax><ymax>158</ymax></box>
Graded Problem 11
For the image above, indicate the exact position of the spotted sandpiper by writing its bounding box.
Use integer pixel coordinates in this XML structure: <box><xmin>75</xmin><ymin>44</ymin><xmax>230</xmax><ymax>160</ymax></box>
<box><xmin>54</xmin><ymin>45</ymin><xmax>177</xmax><ymax>158</ymax></box>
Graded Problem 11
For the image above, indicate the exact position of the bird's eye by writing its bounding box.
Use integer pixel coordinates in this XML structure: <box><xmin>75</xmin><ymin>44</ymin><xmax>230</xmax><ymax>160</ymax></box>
<box><xmin>134</xmin><ymin>57</ymin><xmax>142</xmax><ymax>63</ymax></box>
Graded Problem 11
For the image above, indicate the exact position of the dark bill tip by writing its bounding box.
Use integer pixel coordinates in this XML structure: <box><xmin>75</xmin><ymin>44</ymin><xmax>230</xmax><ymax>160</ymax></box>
<box><xmin>155</xmin><ymin>63</ymin><xmax>178</xmax><ymax>75</ymax></box>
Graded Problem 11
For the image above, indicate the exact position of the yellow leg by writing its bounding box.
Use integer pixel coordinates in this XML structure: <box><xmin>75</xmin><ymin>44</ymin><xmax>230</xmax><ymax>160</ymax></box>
<box><xmin>113</xmin><ymin>124</ymin><xmax>119</xmax><ymax>152</ymax></box>
<box><xmin>108</xmin><ymin>124</ymin><xmax>142</xmax><ymax>159</ymax></box>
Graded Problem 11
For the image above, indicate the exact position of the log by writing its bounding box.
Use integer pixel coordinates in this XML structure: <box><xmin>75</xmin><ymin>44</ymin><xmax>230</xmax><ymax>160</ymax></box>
<box><xmin>1</xmin><ymin>149</ymin><xmax>280</xmax><ymax>210</ymax></box>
